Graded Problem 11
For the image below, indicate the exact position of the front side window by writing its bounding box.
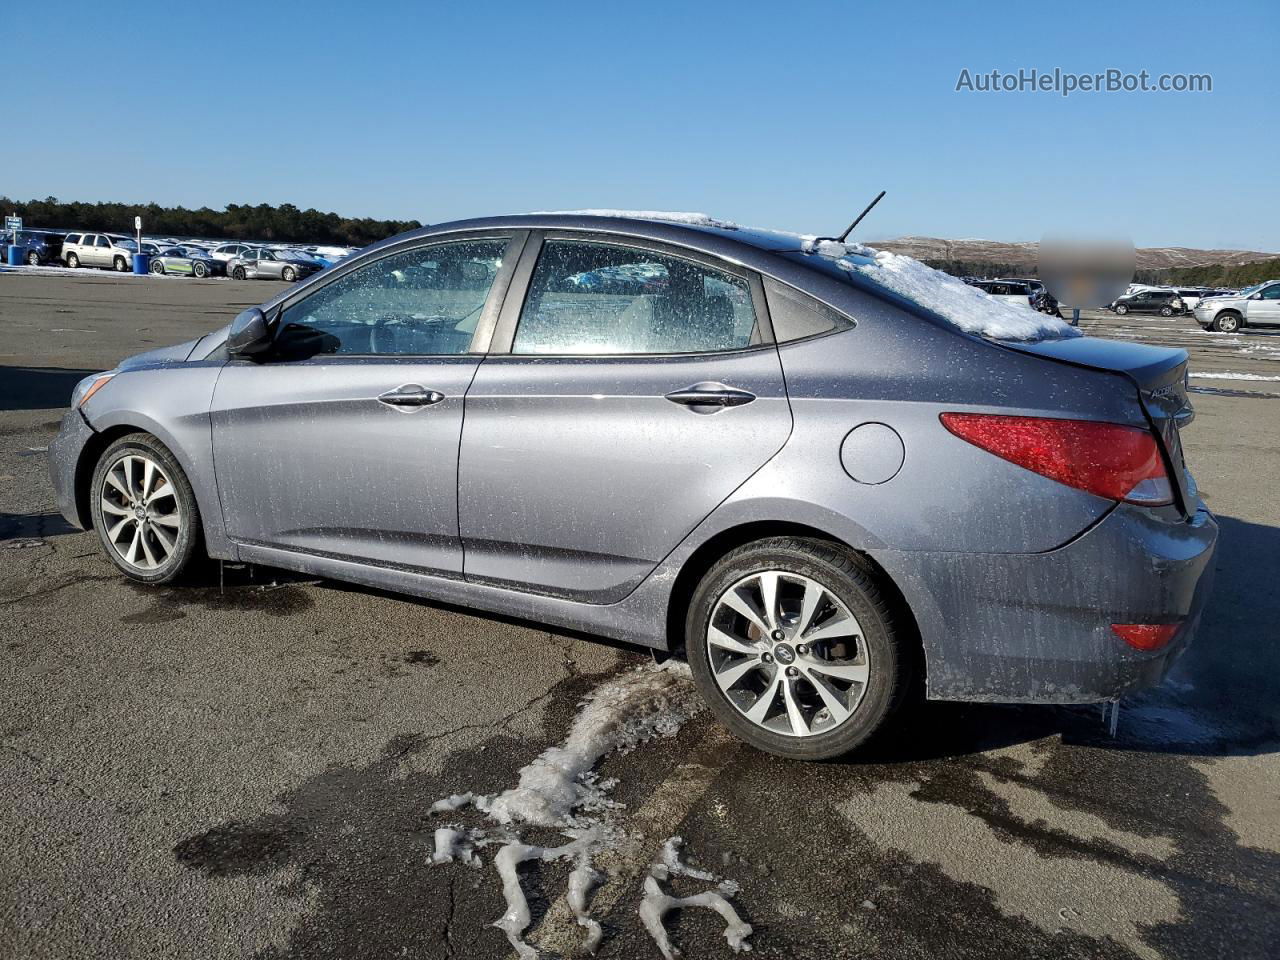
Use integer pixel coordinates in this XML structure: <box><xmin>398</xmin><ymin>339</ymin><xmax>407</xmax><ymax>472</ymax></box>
<box><xmin>96</xmin><ymin>236</ymin><xmax>111</xmax><ymax>248</ymax></box>
<box><xmin>273</xmin><ymin>239</ymin><xmax>507</xmax><ymax>359</ymax></box>
<box><xmin>1261</xmin><ymin>284</ymin><xmax>1280</xmax><ymax>300</ymax></box>
<box><xmin>512</xmin><ymin>240</ymin><xmax>759</xmax><ymax>355</ymax></box>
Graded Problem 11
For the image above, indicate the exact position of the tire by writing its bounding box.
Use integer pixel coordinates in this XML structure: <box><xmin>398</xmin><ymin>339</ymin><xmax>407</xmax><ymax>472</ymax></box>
<box><xmin>1115</xmin><ymin>304</ymin><xmax>1128</xmax><ymax>315</ymax></box>
<box><xmin>231</xmin><ymin>265</ymin><xmax>246</xmax><ymax>280</ymax></box>
<box><xmin>685</xmin><ymin>536</ymin><xmax>910</xmax><ymax>760</ymax></box>
<box><xmin>281</xmin><ymin>266</ymin><xmax>296</xmax><ymax>282</ymax></box>
<box><xmin>150</xmin><ymin>259</ymin><xmax>166</xmax><ymax>275</ymax></box>
<box><xmin>192</xmin><ymin>260</ymin><xmax>208</xmax><ymax>278</ymax></box>
<box><xmin>1213</xmin><ymin>312</ymin><xmax>1242</xmax><ymax>333</ymax></box>
<box><xmin>89</xmin><ymin>432</ymin><xmax>202</xmax><ymax>585</ymax></box>
<box><xmin>113</xmin><ymin>256</ymin><xmax>128</xmax><ymax>272</ymax></box>
<box><xmin>66</xmin><ymin>253</ymin><xmax>79</xmax><ymax>268</ymax></box>
<box><xmin>1160</xmin><ymin>306</ymin><xmax>1173</xmax><ymax>317</ymax></box>
<box><xmin>26</xmin><ymin>251</ymin><xmax>40</xmax><ymax>266</ymax></box>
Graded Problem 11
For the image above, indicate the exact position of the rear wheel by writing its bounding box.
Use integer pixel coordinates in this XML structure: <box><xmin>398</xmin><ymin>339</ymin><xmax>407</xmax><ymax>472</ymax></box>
<box><xmin>66</xmin><ymin>253</ymin><xmax>79</xmax><ymax>268</ymax></box>
<box><xmin>1213</xmin><ymin>311</ymin><xmax>1242</xmax><ymax>333</ymax></box>
<box><xmin>89</xmin><ymin>433</ymin><xmax>202</xmax><ymax>584</ymax></box>
<box><xmin>281</xmin><ymin>266</ymin><xmax>297</xmax><ymax>282</ymax></box>
<box><xmin>686</xmin><ymin>537</ymin><xmax>909</xmax><ymax>760</ymax></box>
<box><xmin>192</xmin><ymin>260</ymin><xmax>208</xmax><ymax>278</ymax></box>
<box><xmin>1115</xmin><ymin>304</ymin><xmax>1128</xmax><ymax>315</ymax></box>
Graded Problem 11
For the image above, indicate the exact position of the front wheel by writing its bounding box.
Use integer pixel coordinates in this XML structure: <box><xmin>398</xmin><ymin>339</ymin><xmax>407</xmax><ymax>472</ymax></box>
<box><xmin>89</xmin><ymin>433</ymin><xmax>202</xmax><ymax>584</ymax></box>
<box><xmin>114</xmin><ymin>256</ymin><xmax>128</xmax><ymax>272</ymax></box>
<box><xmin>1160</xmin><ymin>306</ymin><xmax>1174</xmax><ymax>317</ymax></box>
<box><xmin>686</xmin><ymin>537</ymin><xmax>909</xmax><ymax>760</ymax></box>
<box><xmin>150</xmin><ymin>259</ymin><xmax>166</xmax><ymax>275</ymax></box>
<box><xmin>1213</xmin><ymin>312</ymin><xmax>1242</xmax><ymax>333</ymax></box>
<box><xmin>26</xmin><ymin>251</ymin><xmax>40</xmax><ymax>266</ymax></box>
<box><xmin>1115</xmin><ymin>304</ymin><xmax>1128</xmax><ymax>315</ymax></box>
<box><xmin>231</xmin><ymin>265</ymin><xmax>246</xmax><ymax>280</ymax></box>
<box><xmin>281</xmin><ymin>266</ymin><xmax>296</xmax><ymax>282</ymax></box>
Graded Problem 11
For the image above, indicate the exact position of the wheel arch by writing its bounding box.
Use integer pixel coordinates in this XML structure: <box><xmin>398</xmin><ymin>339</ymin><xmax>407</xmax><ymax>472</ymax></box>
<box><xmin>663</xmin><ymin>519</ymin><xmax>924</xmax><ymax>684</ymax></box>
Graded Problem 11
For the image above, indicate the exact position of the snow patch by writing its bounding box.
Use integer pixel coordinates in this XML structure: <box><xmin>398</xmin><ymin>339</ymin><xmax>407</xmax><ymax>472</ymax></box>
<box><xmin>1190</xmin><ymin>371</ymin><xmax>1280</xmax><ymax>382</ymax></box>
<box><xmin>534</xmin><ymin>209</ymin><xmax>739</xmax><ymax>230</ymax></box>
<box><xmin>428</xmin><ymin>662</ymin><xmax>708</xmax><ymax>957</ymax></box>
<box><xmin>828</xmin><ymin>247</ymin><xmax>1080</xmax><ymax>342</ymax></box>
<box><xmin>640</xmin><ymin>837</ymin><xmax>753</xmax><ymax>959</ymax></box>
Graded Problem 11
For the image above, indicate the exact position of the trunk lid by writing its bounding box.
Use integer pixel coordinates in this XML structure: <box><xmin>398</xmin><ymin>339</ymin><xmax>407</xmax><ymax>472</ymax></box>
<box><xmin>1000</xmin><ymin>337</ymin><xmax>1196</xmax><ymax>515</ymax></box>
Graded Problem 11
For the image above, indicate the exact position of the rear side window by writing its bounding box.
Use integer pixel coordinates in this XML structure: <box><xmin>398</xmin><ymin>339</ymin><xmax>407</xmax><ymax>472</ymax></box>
<box><xmin>274</xmin><ymin>239</ymin><xmax>506</xmax><ymax>359</ymax></box>
<box><xmin>512</xmin><ymin>240</ymin><xmax>759</xmax><ymax>355</ymax></box>
<box><xmin>764</xmin><ymin>278</ymin><xmax>854</xmax><ymax>343</ymax></box>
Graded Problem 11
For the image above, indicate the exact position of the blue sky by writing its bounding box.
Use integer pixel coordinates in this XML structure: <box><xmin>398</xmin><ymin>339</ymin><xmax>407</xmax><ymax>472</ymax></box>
<box><xmin>4</xmin><ymin>1</ymin><xmax>1277</xmax><ymax>249</ymax></box>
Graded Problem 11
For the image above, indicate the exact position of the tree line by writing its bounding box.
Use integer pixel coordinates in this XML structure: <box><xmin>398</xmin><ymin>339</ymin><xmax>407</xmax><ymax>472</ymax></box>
<box><xmin>1</xmin><ymin>197</ymin><xmax>423</xmax><ymax>247</ymax></box>
<box><xmin>923</xmin><ymin>257</ymin><xmax>1280</xmax><ymax>289</ymax></box>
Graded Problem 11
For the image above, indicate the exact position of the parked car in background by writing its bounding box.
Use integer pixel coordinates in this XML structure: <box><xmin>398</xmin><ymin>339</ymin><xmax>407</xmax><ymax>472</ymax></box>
<box><xmin>226</xmin><ymin>247</ymin><xmax>324</xmax><ymax>281</ymax></box>
<box><xmin>994</xmin><ymin>277</ymin><xmax>1046</xmax><ymax>296</ymax></box>
<box><xmin>1110</xmin><ymin>290</ymin><xmax>1184</xmax><ymax>316</ymax></box>
<box><xmin>210</xmin><ymin>242</ymin><xmax>255</xmax><ymax>262</ymax></box>
<box><xmin>1192</xmin><ymin>280</ymin><xmax>1280</xmax><ymax>332</ymax></box>
<box><xmin>49</xmin><ymin>212</ymin><xmax>1216</xmax><ymax>761</ymax></box>
<box><xmin>3</xmin><ymin>229</ymin><xmax>65</xmax><ymax>266</ymax></box>
<box><xmin>971</xmin><ymin>280</ymin><xmax>1035</xmax><ymax>308</ymax></box>
<box><xmin>1174</xmin><ymin>289</ymin><xmax>1213</xmax><ymax>312</ymax></box>
<box><xmin>62</xmin><ymin>233</ymin><xmax>137</xmax><ymax>272</ymax></box>
<box><xmin>149</xmin><ymin>246</ymin><xmax>225</xmax><ymax>278</ymax></box>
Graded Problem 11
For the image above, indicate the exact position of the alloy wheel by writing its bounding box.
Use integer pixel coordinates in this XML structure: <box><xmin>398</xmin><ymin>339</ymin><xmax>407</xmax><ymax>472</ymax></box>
<box><xmin>706</xmin><ymin>570</ymin><xmax>870</xmax><ymax>737</ymax></box>
<box><xmin>98</xmin><ymin>453</ymin><xmax>183</xmax><ymax>571</ymax></box>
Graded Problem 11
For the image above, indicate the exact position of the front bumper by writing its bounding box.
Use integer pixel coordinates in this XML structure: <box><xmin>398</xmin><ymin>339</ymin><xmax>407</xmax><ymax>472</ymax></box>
<box><xmin>877</xmin><ymin>500</ymin><xmax>1218</xmax><ymax>703</ymax></box>
<box><xmin>48</xmin><ymin>408</ymin><xmax>97</xmax><ymax>530</ymax></box>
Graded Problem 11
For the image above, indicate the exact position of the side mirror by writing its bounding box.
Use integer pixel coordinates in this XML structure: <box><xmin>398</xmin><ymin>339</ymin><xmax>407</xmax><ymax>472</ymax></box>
<box><xmin>227</xmin><ymin>307</ymin><xmax>272</xmax><ymax>359</ymax></box>
<box><xmin>1249</xmin><ymin>292</ymin><xmax>1262</xmax><ymax>300</ymax></box>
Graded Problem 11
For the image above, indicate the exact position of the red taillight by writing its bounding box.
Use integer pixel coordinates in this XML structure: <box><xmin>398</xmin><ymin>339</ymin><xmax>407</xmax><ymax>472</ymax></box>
<box><xmin>939</xmin><ymin>413</ymin><xmax>1174</xmax><ymax>505</ymax></box>
<box><xmin>1111</xmin><ymin>623</ymin><xmax>1181</xmax><ymax>651</ymax></box>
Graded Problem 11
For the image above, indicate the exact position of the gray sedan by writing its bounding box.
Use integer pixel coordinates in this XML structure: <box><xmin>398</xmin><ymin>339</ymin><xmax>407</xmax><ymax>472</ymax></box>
<box><xmin>227</xmin><ymin>247</ymin><xmax>323</xmax><ymax>282</ymax></box>
<box><xmin>48</xmin><ymin>213</ymin><xmax>1217</xmax><ymax>760</ymax></box>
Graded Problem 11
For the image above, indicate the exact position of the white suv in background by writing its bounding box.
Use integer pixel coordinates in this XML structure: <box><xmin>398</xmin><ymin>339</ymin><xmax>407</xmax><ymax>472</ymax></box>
<box><xmin>210</xmin><ymin>242</ymin><xmax>255</xmax><ymax>262</ymax></box>
<box><xmin>62</xmin><ymin>233</ymin><xmax>137</xmax><ymax>272</ymax></box>
<box><xmin>1193</xmin><ymin>280</ymin><xmax>1280</xmax><ymax>332</ymax></box>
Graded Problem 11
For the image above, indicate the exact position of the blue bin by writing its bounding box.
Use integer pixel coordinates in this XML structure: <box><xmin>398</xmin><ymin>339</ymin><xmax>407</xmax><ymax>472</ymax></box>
<box><xmin>6</xmin><ymin>245</ymin><xmax>23</xmax><ymax>266</ymax></box>
<box><xmin>133</xmin><ymin>253</ymin><xmax>150</xmax><ymax>275</ymax></box>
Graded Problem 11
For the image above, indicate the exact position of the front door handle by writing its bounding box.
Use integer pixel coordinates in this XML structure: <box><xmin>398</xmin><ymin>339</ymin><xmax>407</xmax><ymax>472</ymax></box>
<box><xmin>665</xmin><ymin>381</ymin><xmax>757</xmax><ymax>410</ymax></box>
<box><xmin>377</xmin><ymin>384</ymin><xmax>445</xmax><ymax>411</ymax></box>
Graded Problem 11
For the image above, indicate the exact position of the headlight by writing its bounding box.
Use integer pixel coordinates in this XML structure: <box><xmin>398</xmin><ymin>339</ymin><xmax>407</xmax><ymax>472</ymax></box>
<box><xmin>72</xmin><ymin>372</ymin><xmax>115</xmax><ymax>408</ymax></box>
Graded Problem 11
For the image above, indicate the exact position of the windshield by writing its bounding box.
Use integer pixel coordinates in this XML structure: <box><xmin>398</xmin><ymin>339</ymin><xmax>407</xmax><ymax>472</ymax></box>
<box><xmin>1237</xmin><ymin>282</ymin><xmax>1267</xmax><ymax>297</ymax></box>
<box><xmin>116</xmin><ymin>238</ymin><xmax>137</xmax><ymax>251</ymax></box>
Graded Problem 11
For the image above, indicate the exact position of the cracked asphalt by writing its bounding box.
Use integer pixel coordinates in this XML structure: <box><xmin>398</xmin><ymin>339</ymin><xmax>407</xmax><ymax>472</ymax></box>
<box><xmin>2</xmin><ymin>272</ymin><xmax>1278</xmax><ymax>959</ymax></box>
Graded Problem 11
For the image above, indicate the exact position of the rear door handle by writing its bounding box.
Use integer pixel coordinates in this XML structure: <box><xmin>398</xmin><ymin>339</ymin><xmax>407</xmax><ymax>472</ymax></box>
<box><xmin>664</xmin><ymin>382</ymin><xmax>757</xmax><ymax>410</ymax></box>
<box><xmin>377</xmin><ymin>384</ymin><xmax>445</xmax><ymax>411</ymax></box>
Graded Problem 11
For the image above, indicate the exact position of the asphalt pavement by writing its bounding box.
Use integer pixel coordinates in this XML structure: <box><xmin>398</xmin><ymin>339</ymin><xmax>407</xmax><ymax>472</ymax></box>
<box><xmin>1</xmin><ymin>270</ymin><xmax>1277</xmax><ymax>959</ymax></box>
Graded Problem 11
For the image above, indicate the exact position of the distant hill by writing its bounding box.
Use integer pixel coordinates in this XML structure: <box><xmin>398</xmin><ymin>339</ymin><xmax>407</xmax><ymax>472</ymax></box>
<box><xmin>873</xmin><ymin>236</ymin><xmax>1276</xmax><ymax>272</ymax></box>
<box><xmin>865</xmin><ymin>236</ymin><xmax>1274</xmax><ymax>281</ymax></box>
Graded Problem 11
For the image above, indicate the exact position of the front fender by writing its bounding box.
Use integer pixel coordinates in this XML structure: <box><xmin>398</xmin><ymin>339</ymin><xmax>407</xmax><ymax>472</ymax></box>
<box><xmin>81</xmin><ymin>363</ymin><xmax>235</xmax><ymax>560</ymax></box>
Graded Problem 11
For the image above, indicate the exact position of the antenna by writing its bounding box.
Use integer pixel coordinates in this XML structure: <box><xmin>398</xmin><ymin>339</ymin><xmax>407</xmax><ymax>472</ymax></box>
<box><xmin>836</xmin><ymin>190</ymin><xmax>886</xmax><ymax>243</ymax></box>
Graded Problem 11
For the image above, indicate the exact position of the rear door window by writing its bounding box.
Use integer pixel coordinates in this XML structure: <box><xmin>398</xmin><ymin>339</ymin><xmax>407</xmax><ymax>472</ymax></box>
<box><xmin>512</xmin><ymin>240</ymin><xmax>760</xmax><ymax>355</ymax></box>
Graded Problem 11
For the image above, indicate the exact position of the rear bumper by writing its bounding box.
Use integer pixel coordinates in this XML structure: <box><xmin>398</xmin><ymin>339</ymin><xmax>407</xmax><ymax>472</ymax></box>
<box><xmin>877</xmin><ymin>501</ymin><xmax>1218</xmax><ymax>703</ymax></box>
<box><xmin>48</xmin><ymin>408</ymin><xmax>96</xmax><ymax>530</ymax></box>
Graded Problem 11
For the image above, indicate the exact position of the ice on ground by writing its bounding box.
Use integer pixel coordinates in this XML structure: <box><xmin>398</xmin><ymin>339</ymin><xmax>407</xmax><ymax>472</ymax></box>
<box><xmin>431</xmin><ymin>826</ymin><xmax>480</xmax><ymax>867</ymax></box>
<box><xmin>428</xmin><ymin>662</ymin><xmax>706</xmax><ymax>958</ymax></box>
<box><xmin>640</xmin><ymin>837</ymin><xmax>753</xmax><ymax>959</ymax></box>
<box><xmin>476</xmin><ymin>662</ymin><xmax>703</xmax><ymax>828</ymax></box>
<box><xmin>1190</xmin><ymin>371</ymin><xmax>1280</xmax><ymax>382</ymax></box>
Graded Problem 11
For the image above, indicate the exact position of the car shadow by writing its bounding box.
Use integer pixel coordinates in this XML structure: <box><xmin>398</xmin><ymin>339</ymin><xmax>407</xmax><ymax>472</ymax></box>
<box><xmin>0</xmin><ymin>365</ymin><xmax>98</xmax><ymax>411</ymax></box>
<box><xmin>0</xmin><ymin>511</ymin><xmax>79</xmax><ymax>542</ymax></box>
